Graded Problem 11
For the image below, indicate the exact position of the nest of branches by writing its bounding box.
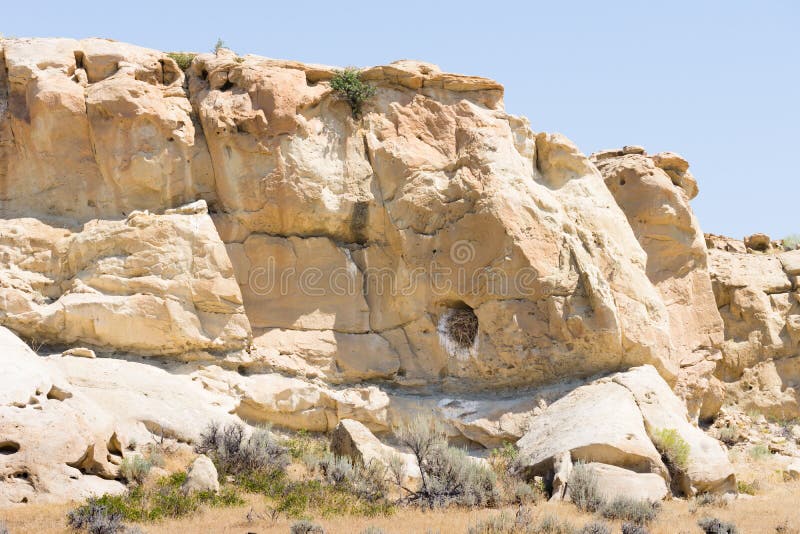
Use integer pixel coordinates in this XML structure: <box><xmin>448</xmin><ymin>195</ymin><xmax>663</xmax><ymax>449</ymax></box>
<box><xmin>445</xmin><ymin>308</ymin><xmax>479</xmax><ymax>348</ymax></box>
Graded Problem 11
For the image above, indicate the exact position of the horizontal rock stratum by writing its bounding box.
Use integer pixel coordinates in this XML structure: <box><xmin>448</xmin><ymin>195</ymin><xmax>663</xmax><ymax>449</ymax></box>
<box><xmin>0</xmin><ymin>37</ymin><xmax>797</xmax><ymax>505</ymax></box>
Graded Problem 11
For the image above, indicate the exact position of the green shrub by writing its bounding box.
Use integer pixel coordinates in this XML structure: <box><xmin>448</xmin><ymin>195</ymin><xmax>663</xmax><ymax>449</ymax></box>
<box><xmin>290</xmin><ymin>520</ymin><xmax>326</xmax><ymax>534</ymax></box>
<box><xmin>717</xmin><ymin>425</ymin><xmax>738</xmax><ymax>446</ymax></box>
<box><xmin>467</xmin><ymin>507</ymin><xmax>535</xmax><ymax>534</ymax></box>
<box><xmin>330</xmin><ymin>68</ymin><xmax>376</xmax><ymax>118</ymax></box>
<box><xmin>396</xmin><ymin>415</ymin><xmax>498</xmax><ymax>508</ymax></box>
<box><xmin>67</xmin><ymin>498</ymin><xmax>124</xmax><ymax>533</ymax></box>
<box><xmin>736</xmin><ymin>479</ymin><xmax>758</xmax><ymax>495</ymax></box>
<box><xmin>119</xmin><ymin>455</ymin><xmax>152</xmax><ymax>485</ymax></box>
<box><xmin>69</xmin><ymin>472</ymin><xmax>243</xmax><ymax>523</ymax></box>
<box><xmin>213</xmin><ymin>38</ymin><xmax>226</xmax><ymax>53</ymax></box>
<box><xmin>782</xmin><ymin>234</ymin><xmax>800</xmax><ymax>250</ymax></box>
<box><xmin>621</xmin><ymin>524</ymin><xmax>651</xmax><ymax>534</ymax></box>
<box><xmin>284</xmin><ymin>429</ymin><xmax>328</xmax><ymax>461</ymax></box>
<box><xmin>651</xmin><ymin>428</ymin><xmax>690</xmax><ymax>471</ymax></box>
<box><xmin>567</xmin><ymin>463</ymin><xmax>603</xmax><ymax>513</ymax></box>
<box><xmin>697</xmin><ymin>516</ymin><xmax>739</xmax><ymax>534</ymax></box>
<box><xmin>599</xmin><ymin>497</ymin><xmax>660</xmax><ymax>524</ymax></box>
<box><xmin>166</xmin><ymin>52</ymin><xmax>196</xmax><ymax>71</ymax></box>
<box><xmin>748</xmin><ymin>444</ymin><xmax>771</xmax><ymax>461</ymax></box>
<box><xmin>580</xmin><ymin>521</ymin><xmax>612</xmax><ymax>534</ymax></box>
<box><xmin>197</xmin><ymin>421</ymin><xmax>289</xmax><ymax>478</ymax></box>
<box><xmin>534</xmin><ymin>514</ymin><xmax>578</xmax><ymax>534</ymax></box>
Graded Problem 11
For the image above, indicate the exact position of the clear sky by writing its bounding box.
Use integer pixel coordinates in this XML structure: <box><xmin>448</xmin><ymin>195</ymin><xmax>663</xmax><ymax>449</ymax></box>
<box><xmin>4</xmin><ymin>1</ymin><xmax>798</xmax><ymax>239</ymax></box>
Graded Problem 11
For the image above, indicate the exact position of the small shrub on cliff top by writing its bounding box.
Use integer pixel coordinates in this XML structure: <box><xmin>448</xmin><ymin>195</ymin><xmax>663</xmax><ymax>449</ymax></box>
<box><xmin>167</xmin><ymin>52</ymin><xmax>196</xmax><ymax>71</ymax></box>
<box><xmin>782</xmin><ymin>234</ymin><xmax>800</xmax><ymax>250</ymax></box>
<box><xmin>213</xmin><ymin>38</ymin><xmax>227</xmax><ymax>53</ymax></box>
<box><xmin>330</xmin><ymin>67</ymin><xmax>376</xmax><ymax>118</ymax></box>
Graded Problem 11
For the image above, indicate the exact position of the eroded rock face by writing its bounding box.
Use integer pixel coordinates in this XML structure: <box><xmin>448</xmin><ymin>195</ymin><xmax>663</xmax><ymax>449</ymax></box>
<box><xmin>0</xmin><ymin>37</ymin><xmax>759</xmax><ymax>505</ymax></box>
<box><xmin>0</xmin><ymin>326</ymin><xmax>125</xmax><ymax>505</ymax></box>
<box><xmin>0</xmin><ymin>38</ymin><xmax>685</xmax><ymax>389</ymax></box>
<box><xmin>0</xmin><ymin>38</ymin><xmax>214</xmax><ymax>221</ymax></box>
<box><xmin>706</xmin><ymin>237</ymin><xmax>800</xmax><ymax>418</ymax></box>
<box><xmin>593</xmin><ymin>149</ymin><xmax>724</xmax><ymax>418</ymax></box>
<box><xmin>0</xmin><ymin>202</ymin><xmax>250</xmax><ymax>355</ymax></box>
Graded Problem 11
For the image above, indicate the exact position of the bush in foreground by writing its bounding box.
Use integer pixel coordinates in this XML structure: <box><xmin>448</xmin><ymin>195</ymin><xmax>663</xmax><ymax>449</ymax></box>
<box><xmin>67</xmin><ymin>498</ymin><xmax>124</xmax><ymax>534</ymax></box>
<box><xmin>68</xmin><ymin>472</ymin><xmax>242</xmax><ymax>525</ymax></box>
<box><xmin>397</xmin><ymin>415</ymin><xmax>499</xmax><ymax>508</ymax></box>
<box><xmin>119</xmin><ymin>455</ymin><xmax>152</xmax><ymax>485</ymax></box>
<box><xmin>290</xmin><ymin>520</ymin><xmax>326</xmax><ymax>534</ymax></box>
<box><xmin>567</xmin><ymin>463</ymin><xmax>660</xmax><ymax>524</ymax></box>
<box><xmin>599</xmin><ymin>496</ymin><xmax>660</xmax><ymax>524</ymax></box>
<box><xmin>697</xmin><ymin>516</ymin><xmax>739</xmax><ymax>534</ymax></box>
<box><xmin>197</xmin><ymin>421</ymin><xmax>289</xmax><ymax>479</ymax></box>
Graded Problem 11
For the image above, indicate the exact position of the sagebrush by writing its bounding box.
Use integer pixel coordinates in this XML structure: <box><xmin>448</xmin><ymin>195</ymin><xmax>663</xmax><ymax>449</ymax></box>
<box><xmin>67</xmin><ymin>497</ymin><xmax>124</xmax><ymax>534</ymax></box>
<box><xmin>396</xmin><ymin>415</ymin><xmax>498</xmax><ymax>507</ymax></box>
<box><xmin>697</xmin><ymin>516</ymin><xmax>739</xmax><ymax>534</ymax></box>
<box><xmin>197</xmin><ymin>421</ymin><xmax>289</xmax><ymax>478</ymax></box>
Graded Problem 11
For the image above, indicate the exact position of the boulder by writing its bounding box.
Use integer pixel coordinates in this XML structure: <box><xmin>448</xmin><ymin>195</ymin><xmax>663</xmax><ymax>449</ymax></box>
<box><xmin>0</xmin><ymin>327</ymin><xmax>126</xmax><ymax>505</ymax></box>
<box><xmin>744</xmin><ymin>233</ymin><xmax>772</xmax><ymax>252</ymax></box>
<box><xmin>330</xmin><ymin>419</ymin><xmax>420</xmax><ymax>488</ymax></box>
<box><xmin>515</xmin><ymin>379</ymin><xmax>667</xmax><ymax>479</ymax></box>
<box><xmin>578</xmin><ymin>463</ymin><xmax>669</xmax><ymax>502</ymax></box>
<box><xmin>612</xmin><ymin>366</ymin><xmax>736</xmax><ymax>495</ymax></box>
<box><xmin>181</xmin><ymin>455</ymin><xmax>219</xmax><ymax>494</ymax></box>
<box><xmin>62</xmin><ymin>348</ymin><xmax>96</xmax><ymax>359</ymax></box>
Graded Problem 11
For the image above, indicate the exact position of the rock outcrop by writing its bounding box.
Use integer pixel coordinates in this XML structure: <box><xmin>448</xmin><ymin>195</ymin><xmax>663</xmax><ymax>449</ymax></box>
<box><xmin>516</xmin><ymin>365</ymin><xmax>735</xmax><ymax>496</ymax></box>
<box><xmin>705</xmin><ymin>237</ymin><xmax>800</xmax><ymax>418</ymax></box>
<box><xmin>0</xmin><ymin>36</ymin><xmax>786</xmax><ymax>505</ymax></box>
<box><xmin>1</xmin><ymin>38</ymin><xmax>681</xmax><ymax>391</ymax></box>
<box><xmin>592</xmin><ymin>149</ymin><xmax>724</xmax><ymax>419</ymax></box>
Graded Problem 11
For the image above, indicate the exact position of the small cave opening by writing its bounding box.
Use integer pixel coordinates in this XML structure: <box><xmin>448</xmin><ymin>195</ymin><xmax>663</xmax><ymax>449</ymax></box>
<box><xmin>438</xmin><ymin>301</ymin><xmax>479</xmax><ymax>354</ymax></box>
<box><xmin>0</xmin><ymin>440</ymin><xmax>20</xmax><ymax>455</ymax></box>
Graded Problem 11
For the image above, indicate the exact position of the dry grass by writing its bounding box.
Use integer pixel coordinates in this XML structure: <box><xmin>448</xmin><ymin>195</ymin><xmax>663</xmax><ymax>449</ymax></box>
<box><xmin>5</xmin><ymin>481</ymin><xmax>800</xmax><ymax>533</ymax></box>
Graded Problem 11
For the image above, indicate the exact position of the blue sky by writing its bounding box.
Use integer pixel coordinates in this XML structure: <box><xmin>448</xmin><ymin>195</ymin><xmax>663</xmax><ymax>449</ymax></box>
<box><xmin>4</xmin><ymin>1</ymin><xmax>798</xmax><ymax>238</ymax></box>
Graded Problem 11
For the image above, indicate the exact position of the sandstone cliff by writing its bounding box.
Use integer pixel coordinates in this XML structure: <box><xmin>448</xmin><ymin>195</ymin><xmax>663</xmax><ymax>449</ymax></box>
<box><xmin>0</xmin><ymin>37</ymin><xmax>791</xmax><ymax>505</ymax></box>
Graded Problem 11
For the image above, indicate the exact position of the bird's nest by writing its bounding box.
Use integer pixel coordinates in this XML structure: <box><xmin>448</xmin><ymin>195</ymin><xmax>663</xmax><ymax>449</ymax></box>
<box><xmin>443</xmin><ymin>307</ymin><xmax>479</xmax><ymax>349</ymax></box>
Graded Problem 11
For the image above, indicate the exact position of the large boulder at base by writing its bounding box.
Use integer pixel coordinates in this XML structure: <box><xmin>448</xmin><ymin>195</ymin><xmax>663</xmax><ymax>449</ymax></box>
<box><xmin>611</xmin><ymin>366</ymin><xmax>736</xmax><ymax>495</ymax></box>
<box><xmin>577</xmin><ymin>463</ymin><xmax>669</xmax><ymax>502</ymax></box>
<box><xmin>181</xmin><ymin>455</ymin><xmax>219</xmax><ymax>494</ymax></box>
<box><xmin>0</xmin><ymin>327</ymin><xmax>126</xmax><ymax>505</ymax></box>
<box><xmin>515</xmin><ymin>379</ymin><xmax>667</xmax><ymax>478</ymax></box>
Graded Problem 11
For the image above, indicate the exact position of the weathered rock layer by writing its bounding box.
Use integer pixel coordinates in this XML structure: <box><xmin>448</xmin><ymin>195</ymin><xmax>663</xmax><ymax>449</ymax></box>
<box><xmin>0</xmin><ymin>37</ymin><xmax>788</xmax><ymax>505</ymax></box>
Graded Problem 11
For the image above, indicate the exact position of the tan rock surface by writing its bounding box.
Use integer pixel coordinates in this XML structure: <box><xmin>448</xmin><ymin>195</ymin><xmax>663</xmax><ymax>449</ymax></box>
<box><xmin>0</xmin><ymin>204</ymin><xmax>250</xmax><ymax>355</ymax></box>
<box><xmin>594</xmin><ymin>149</ymin><xmax>724</xmax><ymax>418</ymax></box>
<box><xmin>579</xmin><ymin>462</ymin><xmax>669</xmax><ymax>502</ymax></box>
<box><xmin>516</xmin><ymin>378</ymin><xmax>668</xmax><ymax>478</ymax></box>
<box><xmin>612</xmin><ymin>366</ymin><xmax>735</xmax><ymax>495</ymax></box>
